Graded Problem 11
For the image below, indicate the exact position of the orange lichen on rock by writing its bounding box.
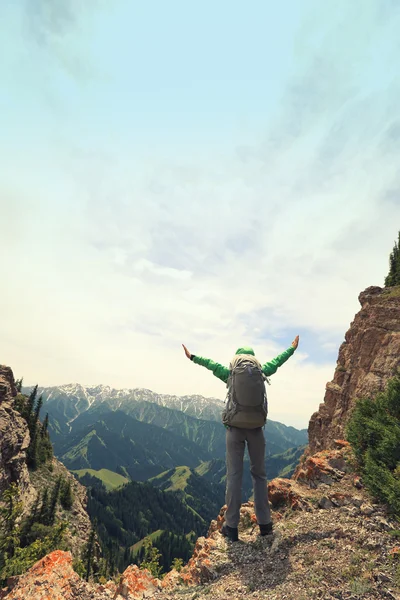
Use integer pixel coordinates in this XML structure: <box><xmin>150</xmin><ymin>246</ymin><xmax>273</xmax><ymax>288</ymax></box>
<box><xmin>115</xmin><ymin>564</ymin><xmax>160</xmax><ymax>598</ymax></box>
<box><xmin>267</xmin><ymin>478</ymin><xmax>308</xmax><ymax>510</ymax></box>
<box><xmin>294</xmin><ymin>448</ymin><xmax>350</xmax><ymax>487</ymax></box>
<box><xmin>177</xmin><ymin>536</ymin><xmax>217</xmax><ymax>586</ymax></box>
<box><xmin>2</xmin><ymin>551</ymin><xmax>81</xmax><ymax>600</ymax></box>
<box><xmin>333</xmin><ymin>439</ymin><xmax>350</xmax><ymax>449</ymax></box>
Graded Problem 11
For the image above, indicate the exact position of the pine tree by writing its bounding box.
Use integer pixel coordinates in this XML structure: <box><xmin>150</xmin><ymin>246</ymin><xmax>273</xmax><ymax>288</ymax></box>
<box><xmin>171</xmin><ymin>557</ymin><xmax>184</xmax><ymax>572</ymax></box>
<box><xmin>27</xmin><ymin>395</ymin><xmax>44</xmax><ymax>469</ymax></box>
<box><xmin>41</xmin><ymin>414</ymin><xmax>49</xmax><ymax>437</ymax></box>
<box><xmin>384</xmin><ymin>231</ymin><xmax>400</xmax><ymax>287</ymax></box>
<box><xmin>140</xmin><ymin>538</ymin><xmax>163</xmax><ymax>578</ymax></box>
<box><xmin>19</xmin><ymin>493</ymin><xmax>41</xmax><ymax>546</ymax></box>
<box><xmin>39</xmin><ymin>488</ymin><xmax>50</xmax><ymax>524</ymax></box>
<box><xmin>48</xmin><ymin>477</ymin><xmax>62</xmax><ymax>525</ymax></box>
<box><xmin>0</xmin><ymin>484</ymin><xmax>23</xmax><ymax>570</ymax></box>
<box><xmin>26</xmin><ymin>385</ymin><xmax>38</xmax><ymax>424</ymax></box>
<box><xmin>60</xmin><ymin>479</ymin><xmax>74</xmax><ymax>510</ymax></box>
<box><xmin>33</xmin><ymin>395</ymin><xmax>43</xmax><ymax>425</ymax></box>
<box><xmin>84</xmin><ymin>529</ymin><xmax>96</xmax><ymax>581</ymax></box>
<box><xmin>15</xmin><ymin>378</ymin><xmax>23</xmax><ymax>393</ymax></box>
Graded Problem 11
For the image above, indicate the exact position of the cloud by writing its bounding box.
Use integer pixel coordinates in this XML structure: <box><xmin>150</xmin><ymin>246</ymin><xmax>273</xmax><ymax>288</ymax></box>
<box><xmin>1</xmin><ymin>0</ymin><xmax>400</xmax><ymax>428</ymax></box>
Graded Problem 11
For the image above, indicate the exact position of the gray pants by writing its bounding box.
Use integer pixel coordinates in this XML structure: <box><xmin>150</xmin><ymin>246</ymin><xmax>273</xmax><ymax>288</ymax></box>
<box><xmin>225</xmin><ymin>426</ymin><xmax>271</xmax><ymax>528</ymax></box>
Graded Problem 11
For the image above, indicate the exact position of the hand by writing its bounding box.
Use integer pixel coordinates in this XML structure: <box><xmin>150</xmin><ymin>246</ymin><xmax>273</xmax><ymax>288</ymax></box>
<box><xmin>182</xmin><ymin>344</ymin><xmax>192</xmax><ymax>359</ymax></box>
<box><xmin>291</xmin><ymin>335</ymin><xmax>299</xmax><ymax>350</ymax></box>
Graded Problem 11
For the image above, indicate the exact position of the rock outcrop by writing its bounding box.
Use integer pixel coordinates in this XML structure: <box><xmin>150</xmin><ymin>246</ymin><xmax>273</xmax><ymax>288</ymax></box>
<box><xmin>0</xmin><ymin>366</ymin><xmax>31</xmax><ymax>496</ymax></box>
<box><xmin>308</xmin><ymin>286</ymin><xmax>400</xmax><ymax>454</ymax></box>
<box><xmin>0</xmin><ymin>365</ymin><xmax>91</xmax><ymax>558</ymax></box>
<box><xmin>0</xmin><ymin>551</ymin><xmax>114</xmax><ymax>600</ymax></box>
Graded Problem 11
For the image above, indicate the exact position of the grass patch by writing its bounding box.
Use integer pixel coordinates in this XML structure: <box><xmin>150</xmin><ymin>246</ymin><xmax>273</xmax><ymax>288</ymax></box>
<box><xmin>349</xmin><ymin>578</ymin><xmax>372</xmax><ymax>595</ymax></box>
<box><xmin>130</xmin><ymin>530</ymin><xmax>164</xmax><ymax>556</ymax></box>
<box><xmin>382</xmin><ymin>286</ymin><xmax>400</xmax><ymax>299</ymax></box>
<box><xmin>72</xmin><ymin>468</ymin><xmax>129</xmax><ymax>490</ymax></box>
<box><xmin>150</xmin><ymin>466</ymin><xmax>192</xmax><ymax>492</ymax></box>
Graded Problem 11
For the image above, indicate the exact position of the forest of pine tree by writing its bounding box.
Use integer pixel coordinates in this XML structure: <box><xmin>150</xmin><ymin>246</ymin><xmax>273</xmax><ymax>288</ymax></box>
<box><xmin>0</xmin><ymin>382</ymin><xmax>78</xmax><ymax>583</ymax></box>
<box><xmin>13</xmin><ymin>383</ymin><xmax>53</xmax><ymax>469</ymax></box>
<box><xmin>0</xmin><ymin>476</ymin><xmax>74</xmax><ymax>584</ymax></box>
<box><xmin>384</xmin><ymin>230</ymin><xmax>400</xmax><ymax>287</ymax></box>
<box><xmin>85</xmin><ymin>478</ymin><xmax>206</xmax><ymax>574</ymax></box>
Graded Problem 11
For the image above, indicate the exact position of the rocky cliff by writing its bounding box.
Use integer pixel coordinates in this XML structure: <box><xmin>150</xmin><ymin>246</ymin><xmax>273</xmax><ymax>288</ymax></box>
<box><xmin>0</xmin><ymin>365</ymin><xmax>92</xmax><ymax>559</ymax></box>
<box><xmin>0</xmin><ymin>366</ymin><xmax>31</xmax><ymax>497</ymax></box>
<box><xmin>308</xmin><ymin>286</ymin><xmax>400</xmax><ymax>454</ymax></box>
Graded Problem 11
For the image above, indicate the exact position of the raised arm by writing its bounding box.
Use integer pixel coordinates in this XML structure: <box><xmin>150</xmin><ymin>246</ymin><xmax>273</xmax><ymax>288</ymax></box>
<box><xmin>182</xmin><ymin>344</ymin><xmax>229</xmax><ymax>384</ymax></box>
<box><xmin>261</xmin><ymin>335</ymin><xmax>299</xmax><ymax>377</ymax></box>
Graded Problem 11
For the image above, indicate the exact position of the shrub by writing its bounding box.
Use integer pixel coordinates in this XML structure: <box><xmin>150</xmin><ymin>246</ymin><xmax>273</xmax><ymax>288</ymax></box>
<box><xmin>385</xmin><ymin>231</ymin><xmax>400</xmax><ymax>287</ymax></box>
<box><xmin>140</xmin><ymin>538</ymin><xmax>163</xmax><ymax>578</ymax></box>
<box><xmin>171</xmin><ymin>557</ymin><xmax>184</xmax><ymax>572</ymax></box>
<box><xmin>346</xmin><ymin>374</ymin><xmax>400</xmax><ymax>516</ymax></box>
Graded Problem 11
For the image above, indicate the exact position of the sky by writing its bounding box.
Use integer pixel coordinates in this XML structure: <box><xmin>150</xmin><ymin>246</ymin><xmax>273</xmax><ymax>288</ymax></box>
<box><xmin>1</xmin><ymin>0</ymin><xmax>400</xmax><ymax>429</ymax></box>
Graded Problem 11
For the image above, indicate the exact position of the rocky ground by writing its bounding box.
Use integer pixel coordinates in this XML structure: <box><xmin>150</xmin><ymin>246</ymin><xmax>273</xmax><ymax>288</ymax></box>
<box><xmin>2</xmin><ymin>442</ymin><xmax>400</xmax><ymax>600</ymax></box>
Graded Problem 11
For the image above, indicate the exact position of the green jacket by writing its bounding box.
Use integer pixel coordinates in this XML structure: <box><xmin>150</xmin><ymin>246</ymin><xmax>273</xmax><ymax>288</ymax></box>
<box><xmin>192</xmin><ymin>345</ymin><xmax>295</xmax><ymax>384</ymax></box>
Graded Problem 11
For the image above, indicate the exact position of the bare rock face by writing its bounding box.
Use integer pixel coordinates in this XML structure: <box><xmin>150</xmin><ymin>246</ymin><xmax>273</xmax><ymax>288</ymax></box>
<box><xmin>308</xmin><ymin>286</ymin><xmax>400</xmax><ymax>454</ymax></box>
<box><xmin>0</xmin><ymin>365</ymin><xmax>31</xmax><ymax>496</ymax></box>
<box><xmin>0</xmin><ymin>365</ymin><xmax>91</xmax><ymax>557</ymax></box>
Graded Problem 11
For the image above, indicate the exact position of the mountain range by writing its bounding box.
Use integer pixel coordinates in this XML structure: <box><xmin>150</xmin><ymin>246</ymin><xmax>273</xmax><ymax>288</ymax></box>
<box><xmin>23</xmin><ymin>383</ymin><xmax>308</xmax><ymax>498</ymax></box>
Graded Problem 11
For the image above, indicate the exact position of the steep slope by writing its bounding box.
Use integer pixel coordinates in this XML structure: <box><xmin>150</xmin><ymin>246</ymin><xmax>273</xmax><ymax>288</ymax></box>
<box><xmin>268</xmin><ymin>445</ymin><xmax>307</xmax><ymax>478</ymax></box>
<box><xmin>308</xmin><ymin>285</ymin><xmax>400</xmax><ymax>453</ymax></box>
<box><xmin>50</xmin><ymin>398</ymin><xmax>307</xmax><ymax>467</ymax></box>
<box><xmin>62</xmin><ymin>401</ymin><xmax>227</xmax><ymax>459</ymax></box>
<box><xmin>125</xmin><ymin>401</ymin><xmax>307</xmax><ymax>456</ymax></box>
<box><xmin>149</xmin><ymin>466</ymin><xmax>225</xmax><ymax>524</ymax></box>
<box><xmin>86</xmin><ymin>479</ymin><xmax>205</xmax><ymax>573</ymax></box>
<box><xmin>57</xmin><ymin>410</ymin><xmax>211</xmax><ymax>480</ymax></box>
<box><xmin>0</xmin><ymin>366</ymin><xmax>31</xmax><ymax>497</ymax></box>
<box><xmin>0</xmin><ymin>366</ymin><xmax>92</xmax><ymax>573</ymax></box>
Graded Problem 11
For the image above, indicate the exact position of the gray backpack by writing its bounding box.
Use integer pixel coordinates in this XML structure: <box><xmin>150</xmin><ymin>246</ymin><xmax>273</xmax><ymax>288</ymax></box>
<box><xmin>222</xmin><ymin>354</ymin><xmax>269</xmax><ymax>429</ymax></box>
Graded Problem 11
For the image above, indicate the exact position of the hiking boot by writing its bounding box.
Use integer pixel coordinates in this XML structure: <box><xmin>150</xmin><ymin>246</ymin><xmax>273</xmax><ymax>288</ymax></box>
<box><xmin>221</xmin><ymin>523</ymin><xmax>239</xmax><ymax>542</ymax></box>
<box><xmin>259</xmin><ymin>522</ymin><xmax>273</xmax><ymax>536</ymax></box>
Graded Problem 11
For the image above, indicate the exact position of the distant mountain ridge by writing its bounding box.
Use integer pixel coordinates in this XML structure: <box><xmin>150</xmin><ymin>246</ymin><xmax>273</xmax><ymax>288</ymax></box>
<box><xmin>26</xmin><ymin>382</ymin><xmax>307</xmax><ymax>445</ymax></box>
<box><xmin>24</xmin><ymin>382</ymin><xmax>308</xmax><ymax>494</ymax></box>
<box><xmin>31</xmin><ymin>383</ymin><xmax>225</xmax><ymax>428</ymax></box>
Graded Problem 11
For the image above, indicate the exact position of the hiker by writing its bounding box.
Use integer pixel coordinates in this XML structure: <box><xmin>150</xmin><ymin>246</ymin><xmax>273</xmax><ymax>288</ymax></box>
<box><xmin>182</xmin><ymin>336</ymin><xmax>299</xmax><ymax>542</ymax></box>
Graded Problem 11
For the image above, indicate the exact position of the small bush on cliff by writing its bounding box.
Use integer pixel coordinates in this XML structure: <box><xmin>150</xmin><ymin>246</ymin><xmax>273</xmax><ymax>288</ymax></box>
<box><xmin>0</xmin><ymin>484</ymin><xmax>68</xmax><ymax>584</ymax></box>
<box><xmin>60</xmin><ymin>478</ymin><xmax>74</xmax><ymax>510</ymax></box>
<box><xmin>385</xmin><ymin>230</ymin><xmax>400</xmax><ymax>287</ymax></box>
<box><xmin>140</xmin><ymin>537</ymin><xmax>163</xmax><ymax>578</ymax></box>
<box><xmin>346</xmin><ymin>374</ymin><xmax>400</xmax><ymax>516</ymax></box>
